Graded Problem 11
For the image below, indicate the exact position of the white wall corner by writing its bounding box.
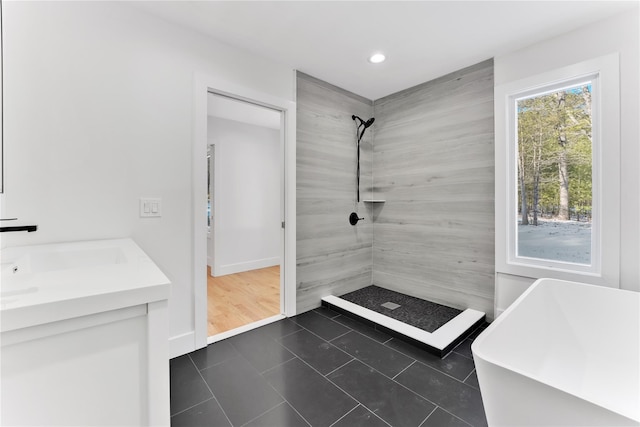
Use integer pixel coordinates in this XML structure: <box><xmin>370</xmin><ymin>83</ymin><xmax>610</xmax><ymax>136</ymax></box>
<box><xmin>169</xmin><ymin>331</ymin><xmax>196</xmax><ymax>359</ymax></box>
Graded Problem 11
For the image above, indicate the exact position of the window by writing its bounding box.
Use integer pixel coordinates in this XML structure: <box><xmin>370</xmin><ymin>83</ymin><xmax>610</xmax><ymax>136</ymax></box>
<box><xmin>495</xmin><ymin>53</ymin><xmax>620</xmax><ymax>286</ymax></box>
<box><xmin>513</xmin><ymin>78</ymin><xmax>596</xmax><ymax>269</ymax></box>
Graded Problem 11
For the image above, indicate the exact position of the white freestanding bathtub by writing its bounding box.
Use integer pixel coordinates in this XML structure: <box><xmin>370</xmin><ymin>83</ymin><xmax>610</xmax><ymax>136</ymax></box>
<box><xmin>472</xmin><ymin>278</ymin><xmax>640</xmax><ymax>426</ymax></box>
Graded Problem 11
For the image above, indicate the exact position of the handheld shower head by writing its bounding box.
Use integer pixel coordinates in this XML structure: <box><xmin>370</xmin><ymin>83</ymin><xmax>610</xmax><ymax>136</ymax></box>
<box><xmin>352</xmin><ymin>115</ymin><xmax>375</xmax><ymax>131</ymax></box>
<box><xmin>352</xmin><ymin>115</ymin><xmax>375</xmax><ymax>143</ymax></box>
<box><xmin>351</xmin><ymin>114</ymin><xmax>375</xmax><ymax>203</ymax></box>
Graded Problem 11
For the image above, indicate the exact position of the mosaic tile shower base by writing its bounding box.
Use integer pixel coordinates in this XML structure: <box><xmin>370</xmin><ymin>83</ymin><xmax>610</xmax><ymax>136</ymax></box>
<box><xmin>340</xmin><ymin>285</ymin><xmax>462</xmax><ymax>333</ymax></box>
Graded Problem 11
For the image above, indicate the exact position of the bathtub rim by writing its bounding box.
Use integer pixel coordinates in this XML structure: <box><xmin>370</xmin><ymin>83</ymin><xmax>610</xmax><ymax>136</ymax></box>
<box><xmin>472</xmin><ymin>277</ymin><xmax>640</xmax><ymax>423</ymax></box>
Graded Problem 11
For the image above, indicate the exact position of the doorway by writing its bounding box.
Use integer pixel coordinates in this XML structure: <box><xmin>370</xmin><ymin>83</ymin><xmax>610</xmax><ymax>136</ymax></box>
<box><xmin>192</xmin><ymin>73</ymin><xmax>296</xmax><ymax>350</ymax></box>
<box><xmin>206</xmin><ymin>93</ymin><xmax>282</xmax><ymax>337</ymax></box>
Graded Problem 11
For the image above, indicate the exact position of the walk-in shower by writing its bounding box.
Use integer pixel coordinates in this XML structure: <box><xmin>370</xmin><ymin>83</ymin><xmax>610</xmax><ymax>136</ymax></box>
<box><xmin>297</xmin><ymin>69</ymin><xmax>490</xmax><ymax>359</ymax></box>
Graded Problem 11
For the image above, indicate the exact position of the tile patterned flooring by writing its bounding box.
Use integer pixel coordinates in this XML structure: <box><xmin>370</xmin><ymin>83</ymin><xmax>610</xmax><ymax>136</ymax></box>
<box><xmin>170</xmin><ymin>307</ymin><xmax>489</xmax><ymax>427</ymax></box>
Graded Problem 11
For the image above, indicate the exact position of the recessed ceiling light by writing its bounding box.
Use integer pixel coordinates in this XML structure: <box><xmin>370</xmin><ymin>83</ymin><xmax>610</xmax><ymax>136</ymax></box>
<box><xmin>368</xmin><ymin>53</ymin><xmax>386</xmax><ymax>64</ymax></box>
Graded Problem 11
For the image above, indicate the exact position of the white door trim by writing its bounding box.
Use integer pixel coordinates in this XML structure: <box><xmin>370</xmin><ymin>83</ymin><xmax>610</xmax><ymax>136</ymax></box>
<box><xmin>193</xmin><ymin>73</ymin><xmax>297</xmax><ymax>350</ymax></box>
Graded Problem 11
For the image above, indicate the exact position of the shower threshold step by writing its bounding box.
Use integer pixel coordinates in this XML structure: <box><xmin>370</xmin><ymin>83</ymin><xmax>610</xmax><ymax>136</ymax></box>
<box><xmin>321</xmin><ymin>295</ymin><xmax>485</xmax><ymax>357</ymax></box>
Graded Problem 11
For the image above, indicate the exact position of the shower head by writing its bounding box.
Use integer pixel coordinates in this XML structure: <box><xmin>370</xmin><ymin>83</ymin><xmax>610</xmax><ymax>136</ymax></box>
<box><xmin>351</xmin><ymin>115</ymin><xmax>375</xmax><ymax>203</ymax></box>
<box><xmin>352</xmin><ymin>115</ymin><xmax>375</xmax><ymax>143</ymax></box>
<box><xmin>352</xmin><ymin>115</ymin><xmax>375</xmax><ymax>129</ymax></box>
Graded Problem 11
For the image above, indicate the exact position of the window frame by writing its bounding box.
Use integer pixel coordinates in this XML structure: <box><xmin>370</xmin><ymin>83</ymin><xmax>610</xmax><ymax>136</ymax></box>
<box><xmin>507</xmin><ymin>75</ymin><xmax>600</xmax><ymax>275</ymax></box>
<box><xmin>495</xmin><ymin>53</ymin><xmax>620</xmax><ymax>288</ymax></box>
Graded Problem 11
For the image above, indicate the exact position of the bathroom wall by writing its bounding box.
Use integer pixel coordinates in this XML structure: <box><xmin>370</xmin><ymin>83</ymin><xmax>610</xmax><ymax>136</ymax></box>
<box><xmin>296</xmin><ymin>72</ymin><xmax>374</xmax><ymax>312</ymax></box>
<box><xmin>207</xmin><ymin>117</ymin><xmax>281</xmax><ymax>276</ymax></box>
<box><xmin>2</xmin><ymin>2</ymin><xmax>294</xmax><ymax>356</ymax></box>
<box><xmin>494</xmin><ymin>10</ymin><xmax>640</xmax><ymax>314</ymax></box>
<box><xmin>372</xmin><ymin>59</ymin><xmax>495</xmax><ymax>317</ymax></box>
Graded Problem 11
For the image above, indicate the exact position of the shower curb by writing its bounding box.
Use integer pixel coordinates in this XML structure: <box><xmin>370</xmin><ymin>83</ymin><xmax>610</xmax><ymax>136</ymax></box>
<box><xmin>322</xmin><ymin>295</ymin><xmax>485</xmax><ymax>358</ymax></box>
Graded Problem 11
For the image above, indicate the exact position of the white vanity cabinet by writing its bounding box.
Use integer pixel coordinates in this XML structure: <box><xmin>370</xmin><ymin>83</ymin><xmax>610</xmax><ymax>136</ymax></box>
<box><xmin>0</xmin><ymin>239</ymin><xmax>171</xmax><ymax>426</ymax></box>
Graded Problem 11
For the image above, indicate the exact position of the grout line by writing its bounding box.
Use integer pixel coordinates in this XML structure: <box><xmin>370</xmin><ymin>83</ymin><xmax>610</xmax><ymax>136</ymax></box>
<box><xmin>332</xmin><ymin>315</ymin><xmax>394</xmax><ymax>344</ymax></box>
<box><xmin>414</xmin><ymin>360</ymin><xmax>477</xmax><ymax>388</ymax></box>
<box><xmin>329</xmin><ymin>404</ymin><xmax>393</xmax><ymax>427</ymax></box>
<box><xmin>278</xmin><ymin>324</ymin><xmax>305</xmax><ymax>340</ymax></box>
<box><xmin>278</xmin><ymin>329</ymin><xmax>304</xmax><ymax>340</ymax></box>
<box><xmin>295</xmin><ymin>312</ymin><xmax>354</xmax><ymax>341</ymax></box>
<box><xmin>186</xmin><ymin>354</ymin><xmax>234</xmax><ymax>427</ymax></box>
<box><xmin>281</xmin><ymin>321</ymin><xmax>360</xmax><ymax>368</ymax></box>
<box><xmin>325</xmin><ymin>358</ymin><xmax>356</xmax><ymax>377</ymax></box>
<box><xmin>292</xmin><ymin>319</ymin><xmax>353</xmax><ymax>347</ymax></box>
<box><xmin>417</xmin><ymin>406</ymin><xmax>438</xmax><ymax>427</ymax></box>
<box><xmin>268</xmin><ymin>392</ymin><xmax>314</xmax><ymax>426</ymax></box>
<box><xmin>291</xmin><ymin>356</ymin><xmax>367</xmax><ymax>424</ymax></box>
<box><xmin>428</xmin><ymin>406</ymin><xmax>474</xmax><ymax>427</ymax></box>
<box><xmin>462</xmin><ymin>368</ymin><xmax>476</xmax><ymax>384</ymax></box>
<box><xmin>213</xmin><ymin>337</ymin><xmax>309</xmax><ymax>425</ymax></box>
<box><xmin>239</xmin><ymin>401</ymin><xmax>288</xmax><ymax>427</ymax></box>
<box><xmin>170</xmin><ymin>396</ymin><xmax>215</xmax><ymax>419</ymax></box>
<box><xmin>392</xmin><ymin>360</ymin><xmax>416</xmax><ymax>380</ymax></box>
<box><xmin>328</xmin><ymin>329</ymin><xmax>352</xmax><ymax>342</ymax></box>
<box><xmin>239</xmin><ymin>400</ymin><xmax>311</xmax><ymax>427</ymax></box>
<box><xmin>328</xmin><ymin>404</ymin><xmax>361</xmax><ymax>427</ymax></box>
<box><xmin>257</xmin><ymin>357</ymin><xmax>323</xmax><ymax>427</ymax></box>
<box><xmin>228</xmin><ymin>332</ymin><xmax>298</xmax><ymax>375</ymax></box>
<box><xmin>381</xmin><ymin>339</ymin><xmax>475</xmax><ymax>386</ymax></box>
<box><xmin>453</xmin><ymin>349</ymin><xmax>474</xmax><ymax>361</ymax></box>
<box><xmin>259</xmin><ymin>354</ymin><xmax>298</xmax><ymax>376</ymax></box>
<box><xmin>314</xmin><ymin>307</ymin><xmax>341</xmax><ymax>320</ymax></box>
<box><xmin>370</xmin><ymin>410</ymin><xmax>393</xmax><ymax>427</ymax></box>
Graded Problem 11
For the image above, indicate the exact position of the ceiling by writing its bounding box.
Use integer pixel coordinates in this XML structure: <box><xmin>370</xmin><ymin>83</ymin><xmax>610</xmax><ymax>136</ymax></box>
<box><xmin>132</xmin><ymin>1</ymin><xmax>638</xmax><ymax>100</ymax></box>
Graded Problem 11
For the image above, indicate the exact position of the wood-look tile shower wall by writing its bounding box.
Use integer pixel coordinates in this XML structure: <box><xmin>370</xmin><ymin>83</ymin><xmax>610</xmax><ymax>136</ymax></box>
<box><xmin>296</xmin><ymin>60</ymin><xmax>495</xmax><ymax>317</ymax></box>
<box><xmin>372</xmin><ymin>59</ymin><xmax>495</xmax><ymax>317</ymax></box>
<box><xmin>296</xmin><ymin>72</ymin><xmax>374</xmax><ymax>313</ymax></box>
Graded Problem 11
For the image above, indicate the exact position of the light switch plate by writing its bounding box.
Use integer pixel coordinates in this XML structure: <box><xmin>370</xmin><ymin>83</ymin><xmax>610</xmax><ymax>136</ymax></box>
<box><xmin>140</xmin><ymin>198</ymin><xmax>162</xmax><ymax>218</ymax></box>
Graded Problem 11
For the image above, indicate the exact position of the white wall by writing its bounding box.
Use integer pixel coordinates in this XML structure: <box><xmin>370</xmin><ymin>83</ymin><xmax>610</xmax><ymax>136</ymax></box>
<box><xmin>494</xmin><ymin>10</ymin><xmax>640</xmax><ymax>315</ymax></box>
<box><xmin>207</xmin><ymin>117</ymin><xmax>281</xmax><ymax>275</ymax></box>
<box><xmin>1</xmin><ymin>2</ymin><xmax>294</xmax><ymax>356</ymax></box>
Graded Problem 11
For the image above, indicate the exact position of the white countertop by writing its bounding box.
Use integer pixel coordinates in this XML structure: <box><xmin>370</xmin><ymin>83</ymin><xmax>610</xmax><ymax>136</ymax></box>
<box><xmin>1</xmin><ymin>238</ymin><xmax>171</xmax><ymax>333</ymax></box>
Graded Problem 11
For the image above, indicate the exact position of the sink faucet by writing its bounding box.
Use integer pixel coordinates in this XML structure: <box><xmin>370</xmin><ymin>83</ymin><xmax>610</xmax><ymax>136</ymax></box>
<box><xmin>0</xmin><ymin>218</ymin><xmax>38</xmax><ymax>233</ymax></box>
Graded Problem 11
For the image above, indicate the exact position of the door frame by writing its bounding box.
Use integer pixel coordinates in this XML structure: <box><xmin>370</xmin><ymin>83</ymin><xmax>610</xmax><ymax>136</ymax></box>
<box><xmin>193</xmin><ymin>73</ymin><xmax>296</xmax><ymax>350</ymax></box>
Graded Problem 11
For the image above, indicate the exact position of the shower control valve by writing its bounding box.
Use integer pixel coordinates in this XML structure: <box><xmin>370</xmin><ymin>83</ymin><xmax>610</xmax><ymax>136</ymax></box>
<box><xmin>349</xmin><ymin>212</ymin><xmax>364</xmax><ymax>226</ymax></box>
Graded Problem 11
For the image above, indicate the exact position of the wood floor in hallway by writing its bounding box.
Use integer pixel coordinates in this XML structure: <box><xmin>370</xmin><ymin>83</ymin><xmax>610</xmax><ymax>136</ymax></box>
<box><xmin>207</xmin><ymin>265</ymin><xmax>280</xmax><ymax>336</ymax></box>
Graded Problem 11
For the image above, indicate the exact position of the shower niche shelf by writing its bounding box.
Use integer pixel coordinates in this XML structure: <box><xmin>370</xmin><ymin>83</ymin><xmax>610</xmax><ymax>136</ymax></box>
<box><xmin>362</xmin><ymin>199</ymin><xmax>385</xmax><ymax>203</ymax></box>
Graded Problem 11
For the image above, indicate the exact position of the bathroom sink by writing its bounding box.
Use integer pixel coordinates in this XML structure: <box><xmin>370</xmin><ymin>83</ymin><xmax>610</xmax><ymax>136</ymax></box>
<box><xmin>0</xmin><ymin>238</ymin><xmax>170</xmax><ymax>332</ymax></box>
<box><xmin>3</xmin><ymin>246</ymin><xmax>126</xmax><ymax>276</ymax></box>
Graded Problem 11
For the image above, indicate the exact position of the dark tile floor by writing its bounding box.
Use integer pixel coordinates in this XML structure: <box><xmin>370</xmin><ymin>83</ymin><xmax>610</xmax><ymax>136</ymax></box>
<box><xmin>170</xmin><ymin>307</ymin><xmax>489</xmax><ymax>427</ymax></box>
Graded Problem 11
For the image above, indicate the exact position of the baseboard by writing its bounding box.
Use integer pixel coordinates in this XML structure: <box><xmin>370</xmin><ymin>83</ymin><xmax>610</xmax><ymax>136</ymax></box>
<box><xmin>216</xmin><ymin>257</ymin><xmax>279</xmax><ymax>276</ymax></box>
<box><xmin>169</xmin><ymin>331</ymin><xmax>196</xmax><ymax>359</ymax></box>
<box><xmin>207</xmin><ymin>314</ymin><xmax>285</xmax><ymax>344</ymax></box>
